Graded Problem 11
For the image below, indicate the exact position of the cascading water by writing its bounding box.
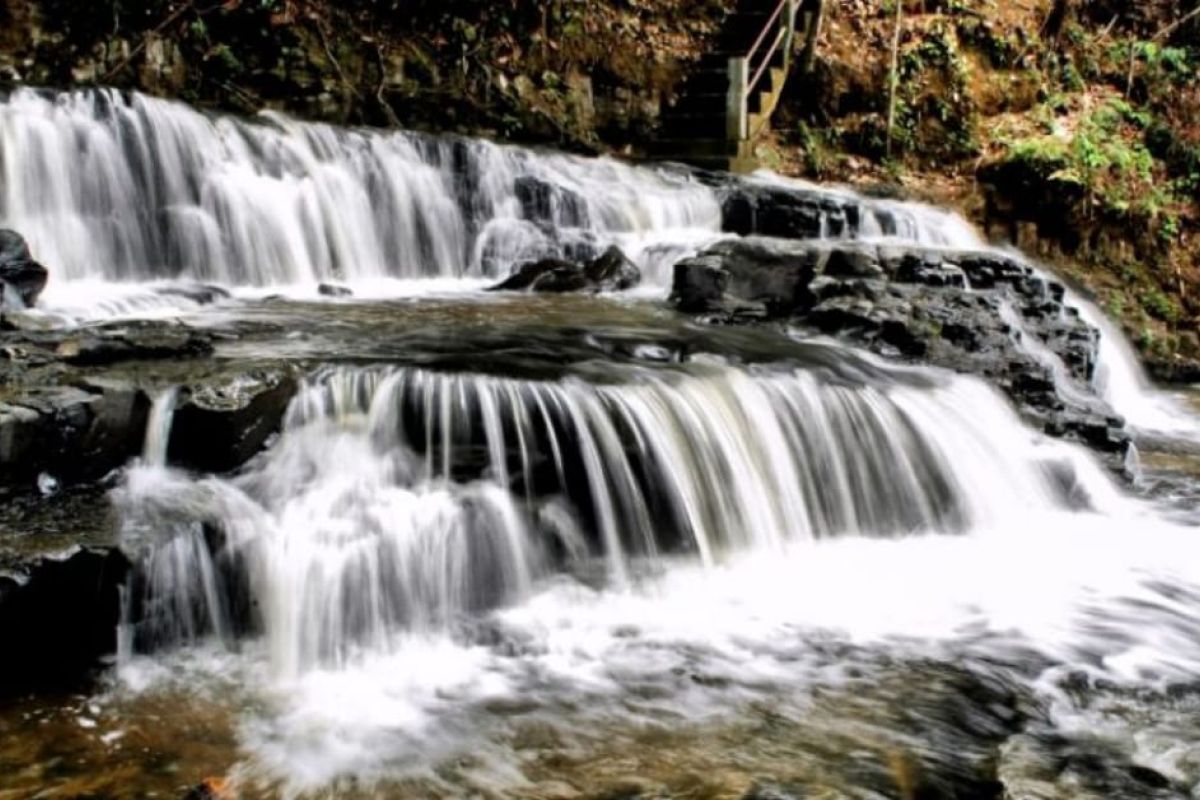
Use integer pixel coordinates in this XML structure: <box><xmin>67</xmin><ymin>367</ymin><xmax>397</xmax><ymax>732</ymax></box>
<box><xmin>4</xmin><ymin>88</ymin><xmax>1200</xmax><ymax>798</ymax></box>
<box><xmin>103</xmin><ymin>354</ymin><xmax>1200</xmax><ymax>796</ymax></box>
<box><xmin>0</xmin><ymin>87</ymin><xmax>1194</xmax><ymax>444</ymax></box>
<box><xmin>0</xmin><ymin>88</ymin><xmax>719</xmax><ymax>293</ymax></box>
<box><xmin>116</xmin><ymin>353</ymin><xmax>1126</xmax><ymax>679</ymax></box>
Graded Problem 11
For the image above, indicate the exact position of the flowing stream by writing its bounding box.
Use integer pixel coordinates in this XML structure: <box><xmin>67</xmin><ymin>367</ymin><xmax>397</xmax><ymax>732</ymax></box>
<box><xmin>2</xmin><ymin>89</ymin><xmax>1200</xmax><ymax>799</ymax></box>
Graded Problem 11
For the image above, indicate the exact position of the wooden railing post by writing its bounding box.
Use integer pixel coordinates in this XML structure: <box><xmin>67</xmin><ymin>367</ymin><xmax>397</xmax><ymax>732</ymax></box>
<box><xmin>727</xmin><ymin>56</ymin><xmax>749</xmax><ymax>142</ymax></box>
<box><xmin>785</xmin><ymin>0</ymin><xmax>800</xmax><ymax>65</ymax></box>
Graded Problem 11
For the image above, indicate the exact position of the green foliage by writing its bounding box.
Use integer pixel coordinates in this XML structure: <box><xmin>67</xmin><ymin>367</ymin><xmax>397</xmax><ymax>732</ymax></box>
<box><xmin>1002</xmin><ymin>98</ymin><xmax>1167</xmax><ymax>220</ymax></box>
<box><xmin>1142</xmin><ymin>286</ymin><xmax>1183</xmax><ymax>324</ymax></box>
<box><xmin>889</xmin><ymin>22</ymin><xmax>979</xmax><ymax>160</ymax></box>
<box><xmin>796</xmin><ymin>122</ymin><xmax>834</xmax><ymax>177</ymax></box>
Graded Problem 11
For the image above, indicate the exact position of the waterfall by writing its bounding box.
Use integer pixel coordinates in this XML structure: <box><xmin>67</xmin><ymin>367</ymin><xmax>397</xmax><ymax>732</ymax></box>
<box><xmin>141</xmin><ymin>387</ymin><xmax>179</xmax><ymax>468</ymax></box>
<box><xmin>0</xmin><ymin>88</ymin><xmax>720</xmax><ymax>288</ymax></box>
<box><xmin>2</xmin><ymin>88</ymin><xmax>1194</xmax><ymax>440</ymax></box>
<box><xmin>116</xmin><ymin>352</ymin><xmax>1123</xmax><ymax>678</ymax></box>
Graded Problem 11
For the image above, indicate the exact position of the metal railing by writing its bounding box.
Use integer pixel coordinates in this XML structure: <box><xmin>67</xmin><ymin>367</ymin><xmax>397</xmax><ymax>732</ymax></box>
<box><xmin>726</xmin><ymin>0</ymin><xmax>803</xmax><ymax>142</ymax></box>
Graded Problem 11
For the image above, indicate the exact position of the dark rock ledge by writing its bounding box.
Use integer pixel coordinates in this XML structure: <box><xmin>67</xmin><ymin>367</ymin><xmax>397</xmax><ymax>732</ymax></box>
<box><xmin>671</xmin><ymin>234</ymin><xmax>1129</xmax><ymax>457</ymax></box>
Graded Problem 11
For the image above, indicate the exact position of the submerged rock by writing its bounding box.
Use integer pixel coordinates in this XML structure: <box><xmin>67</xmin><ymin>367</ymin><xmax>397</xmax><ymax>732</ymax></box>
<box><xmin>489</xmin><ymin>246</ymin><xmax>641</xmax><ymax>294</ymax></box>
<box><xmin>156</xmin><ymin>282</ymin><xmax>231</xmax><ymax>306</ymax></box>
<box><xmin>318</xmin><ymin>282</ymin><xmax>353</xmax><ymax>298</ymax></box>
<box><xmin>53</xmin><ymin>325</ymin><xmax>215</xmax><ymax>366</ymax></box>
<box><xmin>0</xmin><ymin>229</ymin><xmax>49</xmax><ymax>309</ymax></box>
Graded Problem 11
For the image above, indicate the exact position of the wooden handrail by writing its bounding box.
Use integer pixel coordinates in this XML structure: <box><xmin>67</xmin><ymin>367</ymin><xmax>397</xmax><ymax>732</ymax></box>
<box><xmin>744</xmin><ymin>0</ymin><xmax>800</xmax><ymax>97</ymax></box>
<box><xmin>727</xmin><ymin>0</ymin><xmax>802</xmax><ymax>144</ymax></box>
<box><xmin>748</xmin><ymin>27</ymin><xmax>787</xmax><ymax>95</ymax></box>
<box><xmin>746</xmin><ymin>0</ymin><xmax>791</xmax><ymax>73</ymax></box>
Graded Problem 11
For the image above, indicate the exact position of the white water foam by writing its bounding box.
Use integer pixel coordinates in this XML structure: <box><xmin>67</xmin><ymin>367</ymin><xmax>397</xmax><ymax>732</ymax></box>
<box><xmin>109</xmin><ymin>506</ymin><xmax>1200</xmax><ymax>796</ymax></box>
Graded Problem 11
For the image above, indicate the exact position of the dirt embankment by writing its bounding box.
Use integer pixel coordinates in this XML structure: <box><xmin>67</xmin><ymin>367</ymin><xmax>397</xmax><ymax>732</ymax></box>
<box><xmin>0</xmin><ymin>0</ymin><xmax>728</xmax><ymax>151</ymax></box>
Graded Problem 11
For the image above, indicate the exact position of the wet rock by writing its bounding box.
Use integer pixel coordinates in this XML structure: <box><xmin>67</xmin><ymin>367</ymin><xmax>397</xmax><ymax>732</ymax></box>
<box><xmin>1147</xmin><ymin>357</ymin><xmax>1200</xmax><ymax>384</ymax></box>
<box><xmin>894</xmin><ymin>254</ymin><xmax>968</xmax><ymax>288</ymax></box>
<box><xmin>583</xmin><ymin>245</ymin><xmax>641</xmax><ymax>292</ymax></box>
<box><xmin>489</xmin><ymin>247</ymin><xmax>641</xmax><ymax>294</ymax></box>
<box><xmin>672</xmin><ymin>256</ymin><xmax>729</xmax><ymax>313</ymax></box>
<box><xmin>53</xmin><ymin>324</ymin><xmax>215</xmax><ymax>366</ymax></box>
<box><xmin>0</xmin><ymin>381</ymin><xmax>151</xmax><ymax>491</ymax></box>
<box><xmin>720</xmin><ymin>182</ymin><xmax>860</xmax><ymax>240</ymax></box>
<box><xmin>999</xmin><ymin>732</ymin><xmax>1184</xmax><ymax>799</ymax></box>
<box><xmin>167</xmin><ymin>369</ymin><xmax>299</xmax><ymax>473</ymax></box>
<box><xmin>0</xmin><ymin>534</ymin><xmax>130</xmax><ymax>694</ymax></box>
<box><xmin>824</xmin><ymin>244</ymin><xmax>885</xmax><ymax>279</ymax></box>
<box><xmin>670</xmin><ymin>232</ymin><xmax>1129</xmax><ymax>457</ymax></box>
<box><xmin>691</xmin><ymin>238</ymin><xmax>820</xmax><ymax>315</ymax></box>
<box><xmin>318</xmin><ymin>282</ymin><xmax>353</xmax><ymax>298</ymax></box>
<box><xmin>0</xmin><ymin>228</ymin><xmax>49</xmax><ymax>308</ymax></box>
<box><xmin>489</xmin><ymin>257</ymin><xmax>580</xmax><ymax>292</ymax></box>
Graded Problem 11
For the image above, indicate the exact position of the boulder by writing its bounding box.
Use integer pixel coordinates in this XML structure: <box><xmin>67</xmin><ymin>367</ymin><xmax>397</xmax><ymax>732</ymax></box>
<box><xmin>0</xmin><ymin>485</ymin><xmax>127</xmax><ymax>694</ymax></box>
<box><xmin>0</xmin><ymin>546</ymin><xmax>130</xmax><ymax>693</ymax></box>
<box><xmin>0</xmin><ymin>229</ymin><xmax>49</xmax><ymax>308</ymax></box>
<box><xmin>489</xmin><ymin>257</ymin><xmax>579</xmax><ymax>292</ymax></box>
<box><xmin>671</xmin><ymin>256</ymin><xmax>729</xmax><ymax>313</ymax></box>
<box><xmin>167</xmin><ymin>369</ymin><xmax>299</xmax><ymax>473</ymax></box>
<box><xmin>0</xmin><ymin>381</ymin><xmax>151</xmax><ymax>491</ymax></box>
<box><xmin>720</xmin><ymin>182</ymin><xmax>861</xmax><ymax>239</ymax></box>
<box><xmin>583</xmin><ymin>245</ymin><xmax>641</xmax><ymax>291</ymax></box>
<box><xmin>489</xmin><ymin>247</ymin><xmax>641</xmax><ymax>294</ymax></box>
<box><xmin>677</xmin><ymin>237</ymin><xmax>820</xmax><ymax>315</ymax></box>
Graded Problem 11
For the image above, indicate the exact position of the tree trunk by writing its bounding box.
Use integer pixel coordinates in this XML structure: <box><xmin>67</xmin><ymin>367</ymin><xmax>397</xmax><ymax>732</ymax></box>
<box><xmin>1043</xmin><ymin>0</ymin><xmax>1071</xmax><ymax>45</ymax></box>
<box><xmin>885</xmin><ymin>0</ymin><xmax>903</xmax><ymax>159</ymax></box>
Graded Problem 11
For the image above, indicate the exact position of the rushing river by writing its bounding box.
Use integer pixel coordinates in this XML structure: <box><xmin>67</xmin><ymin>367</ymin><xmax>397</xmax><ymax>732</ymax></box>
<box><xmin>1</xmin><ymin>89</ymin><xmax>1199</xmax><ymax>799</ymax></box>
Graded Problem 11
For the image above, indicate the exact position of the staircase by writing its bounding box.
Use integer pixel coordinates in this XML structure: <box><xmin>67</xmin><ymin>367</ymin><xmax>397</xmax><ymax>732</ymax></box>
<box><xmin>650</xmin><ymin>0</ymin><xmax>815</xmax><ymax>173</ymax></box>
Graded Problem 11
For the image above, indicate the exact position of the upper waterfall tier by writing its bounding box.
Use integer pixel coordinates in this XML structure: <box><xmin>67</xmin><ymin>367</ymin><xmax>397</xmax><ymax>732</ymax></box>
<box><xmin>0</xmin><ymin>88</ymin><xmax>721</xmax><ymax>285</ymax></box>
